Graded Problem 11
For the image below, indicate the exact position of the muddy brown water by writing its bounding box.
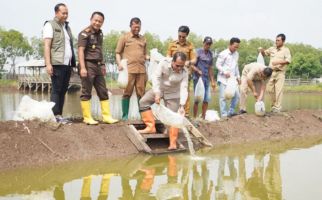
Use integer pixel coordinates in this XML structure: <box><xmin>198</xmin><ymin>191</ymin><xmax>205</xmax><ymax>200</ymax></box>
<box><xmin>1</xmin><ymin>91</ymin><xmax>322</xmax><ymax>199</ymax></box>
<box><xmin>1</xmin><ymin>90</ymin><xmax>322</xmax><ymax>120</ymax></box>
<box><xmin>1</xmin><ymin>137</ymin><xmax>322</xmax><ymax>199</ymax></box>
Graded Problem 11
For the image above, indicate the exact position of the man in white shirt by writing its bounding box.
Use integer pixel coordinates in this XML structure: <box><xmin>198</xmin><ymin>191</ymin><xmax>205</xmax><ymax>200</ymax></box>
<box><xmin>43</xmin><ymin>3</ymin><xmax>76</xmax><ymax>123</ymax></box>
<box><xmin>139</xmin><ymin>52</ymin><xmax>188</xmax><ymax>150</ymax></box>
<box><xmin>216</xmin><ymin>38</ymin><xmax>241</xmax><ymax>118</ymax></box>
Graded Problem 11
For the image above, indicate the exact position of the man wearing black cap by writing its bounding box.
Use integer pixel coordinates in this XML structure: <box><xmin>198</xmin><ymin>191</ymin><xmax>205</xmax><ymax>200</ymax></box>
<box><xmin>192</xmin><ymin>36</ymin><xmax>216</xmax><ymax>119</ymax></box>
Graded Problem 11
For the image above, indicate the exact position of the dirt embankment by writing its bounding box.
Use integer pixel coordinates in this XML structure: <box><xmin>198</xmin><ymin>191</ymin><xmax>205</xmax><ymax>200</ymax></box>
<box><xmin>0</xmin><ymin>109</ymin><xmax>321</xmax><ymax>170</ymax></box>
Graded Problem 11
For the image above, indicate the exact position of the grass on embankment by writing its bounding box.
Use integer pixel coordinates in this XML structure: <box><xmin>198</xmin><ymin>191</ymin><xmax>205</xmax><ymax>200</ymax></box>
<box><xmin>0</xmin><ymin>79</ymin><xmax>17</xmax><ymax>87</ymax></box>
<box><xmin>284</xmin><ymin>84</ymin><xmax>322</xmax><ymax>93</ymax></box>
<box><xmin>105</xmin><ymin>79</ymin><xmax>322</xmax><ymax>93</ymax></box>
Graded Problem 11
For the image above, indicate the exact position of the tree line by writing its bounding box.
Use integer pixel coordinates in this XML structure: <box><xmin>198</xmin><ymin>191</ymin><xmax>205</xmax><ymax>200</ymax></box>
<box><xmin>1</xmin><ymin>27</ymin><xmax>321</xmax><ymax>79</ymax></box>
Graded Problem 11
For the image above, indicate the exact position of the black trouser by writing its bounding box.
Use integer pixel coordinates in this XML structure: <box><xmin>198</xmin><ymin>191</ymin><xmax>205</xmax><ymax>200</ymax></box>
<box><xmin>51</xmin><ymin>65</ymin><xmax>71</xmax><ymax>115</ymax></box>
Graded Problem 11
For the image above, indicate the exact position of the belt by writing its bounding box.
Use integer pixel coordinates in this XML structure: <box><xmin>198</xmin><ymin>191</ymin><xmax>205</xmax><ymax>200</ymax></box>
<box><xmin>85</xmin><ymin>60</ymin><xmax>103</xmax><ymax>65</ymax></box>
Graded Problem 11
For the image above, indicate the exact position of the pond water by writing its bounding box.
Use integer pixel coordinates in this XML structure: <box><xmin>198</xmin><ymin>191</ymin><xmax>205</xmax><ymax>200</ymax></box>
<box><xmin>1</xmin><ymin>137</ymin><xmax>322</xmax><ymax>199</ymax></box>
<box><xmin>1</xmin><ymin>90</ymin><xmax>322</xmax><ymax>121</ymax></box>
<box><xmin>1</xmin><ymin>90</ymin><xmax>322</xmax><ymax>199</ymax></box>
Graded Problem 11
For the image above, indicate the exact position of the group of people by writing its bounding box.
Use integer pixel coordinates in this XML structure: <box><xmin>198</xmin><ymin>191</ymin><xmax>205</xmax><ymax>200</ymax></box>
<box><xmin>43</xmin><ymin>3</ymin><xmax>291</xmax><ymax>150</ymax></box>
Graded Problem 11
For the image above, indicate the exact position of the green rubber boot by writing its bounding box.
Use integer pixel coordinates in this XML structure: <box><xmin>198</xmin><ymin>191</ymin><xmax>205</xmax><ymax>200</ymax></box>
<box><xmin>122</xmin><ymin>98</ymin><xmax>130</xmax><ymax>120</ymax></box>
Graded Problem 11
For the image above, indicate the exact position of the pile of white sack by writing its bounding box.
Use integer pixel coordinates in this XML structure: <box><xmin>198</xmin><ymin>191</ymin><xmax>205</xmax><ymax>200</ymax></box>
<box><xmin>13</xmin><ymin>95</ymin><xmax>56</xmax><ymax>122</ymax></box>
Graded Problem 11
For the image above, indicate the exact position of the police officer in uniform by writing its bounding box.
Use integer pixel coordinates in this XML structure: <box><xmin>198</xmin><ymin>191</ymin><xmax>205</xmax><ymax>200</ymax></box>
<box><xmin>78</xmin><ymin>11</ymin><xmax>118</xmax><ymax>125</ymax></box>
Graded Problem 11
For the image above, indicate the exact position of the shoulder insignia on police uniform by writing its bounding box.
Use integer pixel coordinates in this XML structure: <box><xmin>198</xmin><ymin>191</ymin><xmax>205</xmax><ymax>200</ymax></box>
<box><xmin>84</xmin><ymin>27</ymin><xmax>92</xmax><ymax>33</ymax></box>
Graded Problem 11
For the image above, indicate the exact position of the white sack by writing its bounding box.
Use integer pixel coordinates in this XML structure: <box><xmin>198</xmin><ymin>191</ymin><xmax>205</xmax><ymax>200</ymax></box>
<box><xmin>205</xmin><ymin>110</ymin><xmax>220</xmax><ymax>122</ymax></box>
<box><xmin>13</xmin><ymin>95</ymin><xmax>56</xmax><ymax>122</ymax></box>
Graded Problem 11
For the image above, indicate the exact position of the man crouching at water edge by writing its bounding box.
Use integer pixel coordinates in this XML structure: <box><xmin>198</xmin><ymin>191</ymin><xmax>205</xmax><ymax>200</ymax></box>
<box><xmin>78</xmin><ymin>11</ymin><xmax>118</xmax><ymax>125</ymax></box>
<box><xmin>239</xmin><ymin>63</ymin><xmax>273</xmax><ymax>114</ymax></box>
<box><xmin>139</xmin><ymin>52</ymin><xmax>188</xmax><ymax>150</ymax></box>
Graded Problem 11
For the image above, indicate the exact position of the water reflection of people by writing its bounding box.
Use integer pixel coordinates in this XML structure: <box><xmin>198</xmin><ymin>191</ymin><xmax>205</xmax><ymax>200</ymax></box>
<box><xmin>215</xmin><ymin>156</ymin><xmax>238</xmax><ymax>200</ymax></box>
<box><xmin>120</xmin><ymin>177</ymin><xmax>134</xmax><ymax>200</ymax></box>
<box><xmin>192</xmin><ymin>161</ymin><xmax>214</xmax><ymax>200</ymax></box>
<box><xmin>238</xmin><ymin>155</ymin><xmax>247</xmax><ymax>199</ymax></box>
<box><xmin>75</xmin><ymin>152</ymin><xmax>282</xmax><ymax>199</ymax></box>
<box><xmin>53</xmin><ymin>183</ymin><xmax>65</xmax><ymax>200</ymax></box>
<box><xmin>80</xmin><ymin>174</ymin><xmax>115</xmax><ymax>200</ymax></box>
<box><xmin>244</xmin><ymin>154</ymin><xmax>268</xmax><ymax>200</ymax></box>
<box><xmin>240</xmin><ymin>153</ymin><xmax>282</xmax><ymax>200</ymax></box>
<box><xmin>264</xmin><ymin>154</ymin><xmax>282</xmax><ymax>200</ymax></box>
<box><xmin>156</xmin><ymin>155</ymin><xmax>185</xmax><ymax>200</ymax></box>
<box><xmin>133</xmin><ymin>168</ymin><xmax>156</xmax><ymax>200</ymax></box>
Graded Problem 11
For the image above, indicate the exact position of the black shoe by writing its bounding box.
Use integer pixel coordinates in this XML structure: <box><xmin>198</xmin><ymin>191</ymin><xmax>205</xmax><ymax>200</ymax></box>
<box><xmin>56</xmin><ymin>116</ymin><xmax>72</xmax><ymax>124</ymax></box>
<box><xmin>228</xmin><ymin>113</ymin><xmax>238</xmax><ymax>117</ymax></box>
<box><xmin>239</xmin><ymin>110</ymin><xmax>247</xmax><ymax>114</ymax></box>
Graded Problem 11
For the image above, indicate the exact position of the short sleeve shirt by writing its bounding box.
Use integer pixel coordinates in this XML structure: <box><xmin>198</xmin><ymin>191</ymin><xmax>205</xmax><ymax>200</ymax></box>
<box><xmin>242</xmin><ymin>63</ymin><xmax>267</xmax><ymax>82</ymax></box>
<box><xmin>115</xmin><ymin>32</ymin><xmax>147</xmax><ymax>73</ymax></box>
<box><xmin>265</xmin><ymin>46</ymin><xmax>291</xmax><ymax>72</ymax></box>
<box><xmin>193</xmin><ymin>48</ymin><xmax>213</xmax><ymax>83</ymax></box>
<box><xmin>78</xmin><ymin>26</ymin><xmax>104</xmax><ymax>62</ymax></box>
<box><xmin>166</xmin><ymin>40</ymin><xmax>196</xmax><ymax>61</ymax></box>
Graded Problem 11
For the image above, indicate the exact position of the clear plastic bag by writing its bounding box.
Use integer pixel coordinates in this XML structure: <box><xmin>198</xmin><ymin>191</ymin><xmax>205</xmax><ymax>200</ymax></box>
<box><xmin>205</xmin><ymin>110</ymin><xmax>220</xmax><ymax>122</ymax></box>
<box><xmin>109</xmin><ymin>90</ymin><xmax>140</xmax><ymax>120</ymax></box>
<box><xmin>150</xmin><ymin>48</ymin><xmax>165</xmax><ymax>62</ymax></box>
<box><xmin>194</xmin><ymin>77</ymin><xmax>205</xmax><ymax>102</ymax></box>
<box><xmin>224</xmin><ymin>76</ymin><xmax>238</xmax><ymax>100</ymax></box>
<box><xmin>255</xmin><ymin>101</ymin><xmax>265</xmax><ymax>116</ymax></box>
<box><xmin>257</xmin><ymin>53</ymin><xmax>265</xmax><ymax>65</ymax></box>
<box><xmin>13</xmin><ymin>95</ymin><xmax>56</xmax><ymax>122</ymax></box>
<box><xmin>148</xmin><ymin>48</ymin><xmax>165</xmax><ymax>82</ymax></box>
<box><xmin>128</xmin><ymin>90</ymin><xmax>141</xmax><ymax>120</ymax></box>
<box><xmin>117</xmin><ymin>59</ymin><xmax>128</xmax><ymax>89</ymax></box>
<box><xmin>152</xmin><ymin>104</ymin><xmax>189</xmax><ymax>128</ymax></box>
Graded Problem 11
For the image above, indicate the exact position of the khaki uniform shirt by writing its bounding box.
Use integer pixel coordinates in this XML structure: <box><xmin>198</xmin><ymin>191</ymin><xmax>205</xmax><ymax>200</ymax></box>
<box><xmin>167</xmin><ymin>40</ymin><xmax>196</xmax><ymax>75</ymax></box>
<box><xmin>152</xmin><ymin>58</ymin><xmax>189</xmax><ymax>105</ymax></box>
<box><xmin>166</xmin><ymin>40</ymin><xmax>196</xmax><ymax>61</ymax></box>
<box><xmin>242</xmin><ymin>63</ymin><xmax>268</xmax><ymax>83</ymax></box>
<box><xmin>264</xmin><ymin>46</ymin><xmax>291</xmax><ymax>72</ymax></box>
<box><xmin>78</xmin><ymin>26</ymin><xmax>104</xmax><ymax>62</ymax></box>
<box><xmin>115</xmin><ymin>32</ymin><xmax>147</xmax><ymax>73</ymax></box>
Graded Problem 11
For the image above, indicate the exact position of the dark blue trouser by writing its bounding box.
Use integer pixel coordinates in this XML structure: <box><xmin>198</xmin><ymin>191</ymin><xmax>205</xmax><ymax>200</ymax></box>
<box><xmin>51</xmin><ymin>65</ymin><xmax>71</xmax><ymax>115</ymax></box>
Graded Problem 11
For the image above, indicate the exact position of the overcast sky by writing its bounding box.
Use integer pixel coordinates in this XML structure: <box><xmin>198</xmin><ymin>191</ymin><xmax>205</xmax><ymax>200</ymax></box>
<box><xmin>1</xmin><ymin>0</ymin><xmax>322</xmax><ymax>48</ymax></box>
